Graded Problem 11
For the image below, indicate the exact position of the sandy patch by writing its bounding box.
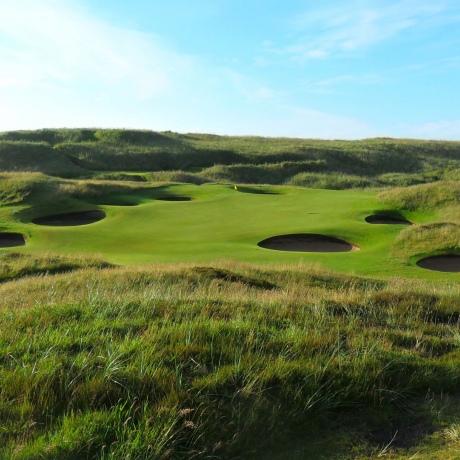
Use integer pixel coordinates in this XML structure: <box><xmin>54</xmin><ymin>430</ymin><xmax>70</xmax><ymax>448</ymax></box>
<box><xmin>417</xmin><ymin>255</ymin><xmax>460</xmax><ymax>273</ymax></box>
<box><xmin>157</xmin><ymin>196</ymin><xmax>192</xmax><ymax>201</ymax></box>
<box><xmin>33</xmin><ymin>210</ymin><xmax>106</xmax><ymax>226</ymax></box>
<box><xmin>365</xmin><ymin>215</ymin><xmax>412</xmax><ymax>225</ymax></box>
<box><xmin>0</xmin><ymin>233</ymin><xmax>26</xmax><ymax>247</ymax></box>
<box><xmin>258</xmin><ymin>234</ymin><xmax>359</xmax><ymax>253</ymax></box>
<box><xmin>236</xmin><ymin>186</ymin><xmax>280</xmax><ymax>195</ymax></box>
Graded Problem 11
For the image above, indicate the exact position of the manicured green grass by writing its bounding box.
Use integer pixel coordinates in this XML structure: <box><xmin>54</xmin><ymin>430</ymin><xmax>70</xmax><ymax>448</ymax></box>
<box><xmin>7</xmin><ymin>183</ymin><xmax>456</xmax><ymax>279</ymax></box>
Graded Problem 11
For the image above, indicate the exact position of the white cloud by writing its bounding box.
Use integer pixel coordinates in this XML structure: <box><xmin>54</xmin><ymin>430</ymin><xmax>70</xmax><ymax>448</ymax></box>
<box><xmin>282</xmin><ymin>0</ymin><xmax>454</xmax><ymax>60</ymax></box>
<box><xmin>0</xmin><ymin>0</ymin><xmax>194</xmax><ymax>98</ymax></box>
<box><xmin>306</xmin><ymin>50</ymin><xmax>328</xmax><ymax>59</ymax></box>
<box><xmin>0</xmin><ymin>0</ymin><xmax>293</xmax><ymax>134</ymax></box>
<box><xmin>0</xmin><ymin>0</ymin><xmax>385</xmax><ymax>139</ymax></box>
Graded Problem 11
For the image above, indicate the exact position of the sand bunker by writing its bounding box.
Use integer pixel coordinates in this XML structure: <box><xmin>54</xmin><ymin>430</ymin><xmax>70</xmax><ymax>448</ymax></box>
<box><xmin>92</xmin><ymin>201</ymin><xmax>138</xmax><ymax>206</ymax></box>
<box><xmin>258</xmin><ymin>234</ymin><xmax>359</xmax><ymax>252</ymax></box>
<box><xmin>107</xmin><ymin>202</ymin><xmax>138</xmax><ymax>206</ymax></box>
<box><xmin>0</xmin><ymin>233</ymin><xmax>26</xmax><ymax>247</ymax></box>
<box><xmin>365</xmin><ymin>214</ymin><xmax>412</xmax><ymax>225</ymax></box>
<box><xmin>417</xmin><ymin>255</ymin><xmax>460</xmax><ymax>273</ymax></box>
<box><xmin>33</xmin><ymin>210</ymin><xmax>106</xmax><ymax>226</ymax></box>
<box><xmin>156</xmin><ymin>196</ymin><xmax>192</xmax><ymax>201</ymax></box>
<box><xmin>236</xmin><ymin>186</ymin><xmax>280</xmax><ymax>195</ymax></box>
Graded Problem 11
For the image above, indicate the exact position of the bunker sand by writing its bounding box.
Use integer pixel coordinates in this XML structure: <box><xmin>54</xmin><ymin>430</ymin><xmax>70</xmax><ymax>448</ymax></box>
<box><xmin>258</xmin><ymin>234</ymin><xmax>359</xmax><ymax>253</ymax></box>
<box><xmin>365</xmin><ymin>214</ymin><xmax>412</xmax><ymax>225</ymax></box>
<box><xmin>0</xmin><ymin>233</ymin><xmax>26</xmax><ymax>247</ymax></box>
<box><xmin>156</xmin><ymin>196</ymin><xmax>192</xmax><ymax>201</ymax></box>
<box><xmin>417</xmin><ymin>255</ymin><xmax>460</xmax><ymax>273</ymax></box>
<box><xmin>33</xmin><ymin>210</ymin><xmax>106</xmax><ymax>226</ymax></box>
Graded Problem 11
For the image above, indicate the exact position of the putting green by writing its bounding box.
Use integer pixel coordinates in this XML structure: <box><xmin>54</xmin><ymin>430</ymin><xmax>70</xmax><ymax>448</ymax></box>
<box><xmin>10</xmin><ymin>184</ymin><xmax>458</xmax><ymax>279</ymax></box>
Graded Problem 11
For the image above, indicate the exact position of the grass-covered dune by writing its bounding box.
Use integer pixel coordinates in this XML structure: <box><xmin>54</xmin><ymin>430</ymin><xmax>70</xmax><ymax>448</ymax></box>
<box><xmin>0</xmin><ymin>141</ymin><xmax>84</xmax><ymax>177</ymax></box>
<box><xmin>1</xmin><ymin>128</ymin><xmax>460</xmax><ymax>187</ymax></box>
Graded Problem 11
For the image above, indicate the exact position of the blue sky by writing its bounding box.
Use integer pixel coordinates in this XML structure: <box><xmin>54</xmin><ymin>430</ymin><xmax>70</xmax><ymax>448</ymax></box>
<box><xmin>1</xmin><ymin>0</ymin><xmax>460</xmax><ymax>139</ymax></box>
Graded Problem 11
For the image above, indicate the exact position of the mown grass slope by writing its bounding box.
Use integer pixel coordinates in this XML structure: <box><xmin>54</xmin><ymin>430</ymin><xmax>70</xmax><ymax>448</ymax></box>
<box><xmin>0</xmin><ymin>171</ymin><xmax>458</xmax><ymax>279</ymax></box>
<box><xmin>1</xmin><ymin>176</ymin><xmax>457</xmax><ymax>279</ymax></box>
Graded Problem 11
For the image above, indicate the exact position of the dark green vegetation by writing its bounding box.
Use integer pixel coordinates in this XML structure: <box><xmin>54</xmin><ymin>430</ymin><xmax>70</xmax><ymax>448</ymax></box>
<box><xmin>0</xmin><ymin>129</ymin><xmax>459</xmax><ymax>458</ymax></box>
<box><xmin>1</xmin><ymin>128</ymin><xmax>460</xmax><ymax>187</ymax></box>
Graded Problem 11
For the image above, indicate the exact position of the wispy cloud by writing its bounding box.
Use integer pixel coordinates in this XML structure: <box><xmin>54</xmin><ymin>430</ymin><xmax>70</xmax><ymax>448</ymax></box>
<box><xmin>405</xmin><ymin>119</ymin><xmax>460</xmax><ymax>140</ymax></box>
<box><xmin>0</xmin><ymin>0</ymin><xmax>283</xmax><ymax>132</ymax></box>
<box><xmin>277</xmin><ymin>0</ymin><xmax>456</xmax><ymax>60</ymax></box>
<box><xmin>0</xmin><ymin>0</ymin><xmax>194</xmax><ymax>98</ymax></box>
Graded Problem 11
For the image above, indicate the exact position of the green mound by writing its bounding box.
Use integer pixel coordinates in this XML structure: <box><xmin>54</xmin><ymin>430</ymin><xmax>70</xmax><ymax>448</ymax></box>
<box><xmin>2</xmin><ymin>129</ymin><xmax>460</xmax><ymax>188</ymax></box>
<box><xmin>0</xmin><ymin>141</ymin><xmax>84</xmax><ymax>177</ymax></box>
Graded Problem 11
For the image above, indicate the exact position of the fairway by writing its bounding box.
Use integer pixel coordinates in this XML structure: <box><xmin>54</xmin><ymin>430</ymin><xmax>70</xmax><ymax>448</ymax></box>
<box><xmin>11</xmin><ymin>183</ymin><xmax>453</xmax><ymax>279</ymax></box>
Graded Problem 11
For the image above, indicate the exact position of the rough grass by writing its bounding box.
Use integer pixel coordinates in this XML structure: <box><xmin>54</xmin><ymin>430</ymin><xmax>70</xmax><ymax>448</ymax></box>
<box><xmin>0</xmin><ymin>251</ymin><xmax>112</xmax><ymax>282</ymax></box>
<box><xmin>0</xmin><ymin>173</ymin><xmax>42</xmax><ymax>206</ymax></box>
<box><xmin>378</xmin><ymin>181</ymin><xmax>460</xmax><ymax>212</ymax></box>
<box><xmin>392</xmin><ymin>222</ymin><xmax>460</xmax><ymax>260</ymax></box>
<box><xmin>1</xmin><ymin>262</ymin><xmax>460</xmax><ymax>459</ymax></box>
<box><xmin>378</xmin><ymin>181</ymin><xmax>460</xmax><ymax>261</ymax></box>
<box><xmin>287</xmin><ymin>172</ymin><xmax>374</xmax><ymax>189</ymax></box>
<box><xmin>0</xmin><ymin>141</ymin><xmax>84</xmax><ymax>177</ymax></box>
<box><xmin>1</xmin><ymin>129</ymin><xmax>460</xmax><ymax>187</ymax></box>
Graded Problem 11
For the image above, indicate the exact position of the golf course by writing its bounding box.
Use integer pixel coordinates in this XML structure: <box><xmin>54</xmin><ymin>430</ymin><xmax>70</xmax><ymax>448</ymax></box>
<box><xmin>1</xmin><ymin>129</ymin><xmax>460</xmax><ymax>459</ymax></box>
<box><xmin>2</xmin><ymin>182</ymin><xmax>458</xmax><ymax>278</ymax></box>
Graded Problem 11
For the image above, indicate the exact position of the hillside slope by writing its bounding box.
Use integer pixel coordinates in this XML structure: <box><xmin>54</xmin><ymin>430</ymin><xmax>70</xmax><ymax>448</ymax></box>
<box><xmin>0</xmin><ymin>129</ymin><xmax>459</xmax><ymax>187</ymax></box>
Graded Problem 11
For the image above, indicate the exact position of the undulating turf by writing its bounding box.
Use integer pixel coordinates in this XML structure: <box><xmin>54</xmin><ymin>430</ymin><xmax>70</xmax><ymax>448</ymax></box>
<box><xmin>3</xmin><ymin>182</ymin><xmax>456</xmax><ymax>279</ymax></box>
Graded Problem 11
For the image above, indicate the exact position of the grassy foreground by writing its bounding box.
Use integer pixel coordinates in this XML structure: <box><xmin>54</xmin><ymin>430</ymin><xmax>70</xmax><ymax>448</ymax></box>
<box><xmin>1</xmin><ymin>262</ymin><xmax>460</xmax><ymax>459</ymax></box>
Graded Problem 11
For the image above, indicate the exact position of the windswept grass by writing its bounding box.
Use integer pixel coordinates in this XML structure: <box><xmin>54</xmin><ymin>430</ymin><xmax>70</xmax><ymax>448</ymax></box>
<box><xmin>1</xmin><ymin>262</ymin><xmax>460</xmax><ymax>458</ymax></box>
<box><xmin>0</xmin><ymin>129</ymin><xmax>459</xmax><ymax>458</ymax></box>
<box><xmin>0</xmin><ymin>173</ymin><xmax>44</xmax><ymax>206</ymax></box>
<box><xmin>378</xmin><ymin>181</ymin><xmax>460</xmax><ymax>212</ymax></box>
<box><xmin>392</xmin><ymin>222</ymin><xmax>460</xmax><ymax>260</ymax></box>
<box><xmin>0</xmin><ymin>251</ymin><xmax>112</xmax><ymax>282</ymax></box>
<box><xmin>287</xmin><ymin>172</ymin><xmax>373</xmax><ymax>189</ymax></box>
<box><xmin>0</xmin><ymin>141</ymin><xmax>84</xmax><ymax>177</ymax></box>
<box><xmin>377</xmin><ymin>181</ymin><xmax>460</xmax><ymax>263</ymax></box>
<box><xmin>1</xmin><ymin>129</ymin><xmax>460</xmax><ymax>187</ymax></box>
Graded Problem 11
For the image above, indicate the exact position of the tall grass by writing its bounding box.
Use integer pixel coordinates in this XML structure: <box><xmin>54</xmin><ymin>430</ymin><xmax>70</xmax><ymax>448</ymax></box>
<box><xmin>379</xmin><ymin>181</ymin><xmax>460</xmax><ymax>212</ymax></box>
<box><xmin>0</xmin><ymin>251</ymin><xmax>112</xmax><ymax>282</ymax></box>
<box><xmin>1</xmin><ymin>129</ymin><xmax>460</xmax><ymax>187</ymax></box>
<box><xmin>0</xmin><ymin>141</ymin><xmax>83</xmax><ymax>177</ymax></box>
<box><xmin>1</xmin><ymin>262</ymin><xmax>460</xmax><ymax>458</ymax></box>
